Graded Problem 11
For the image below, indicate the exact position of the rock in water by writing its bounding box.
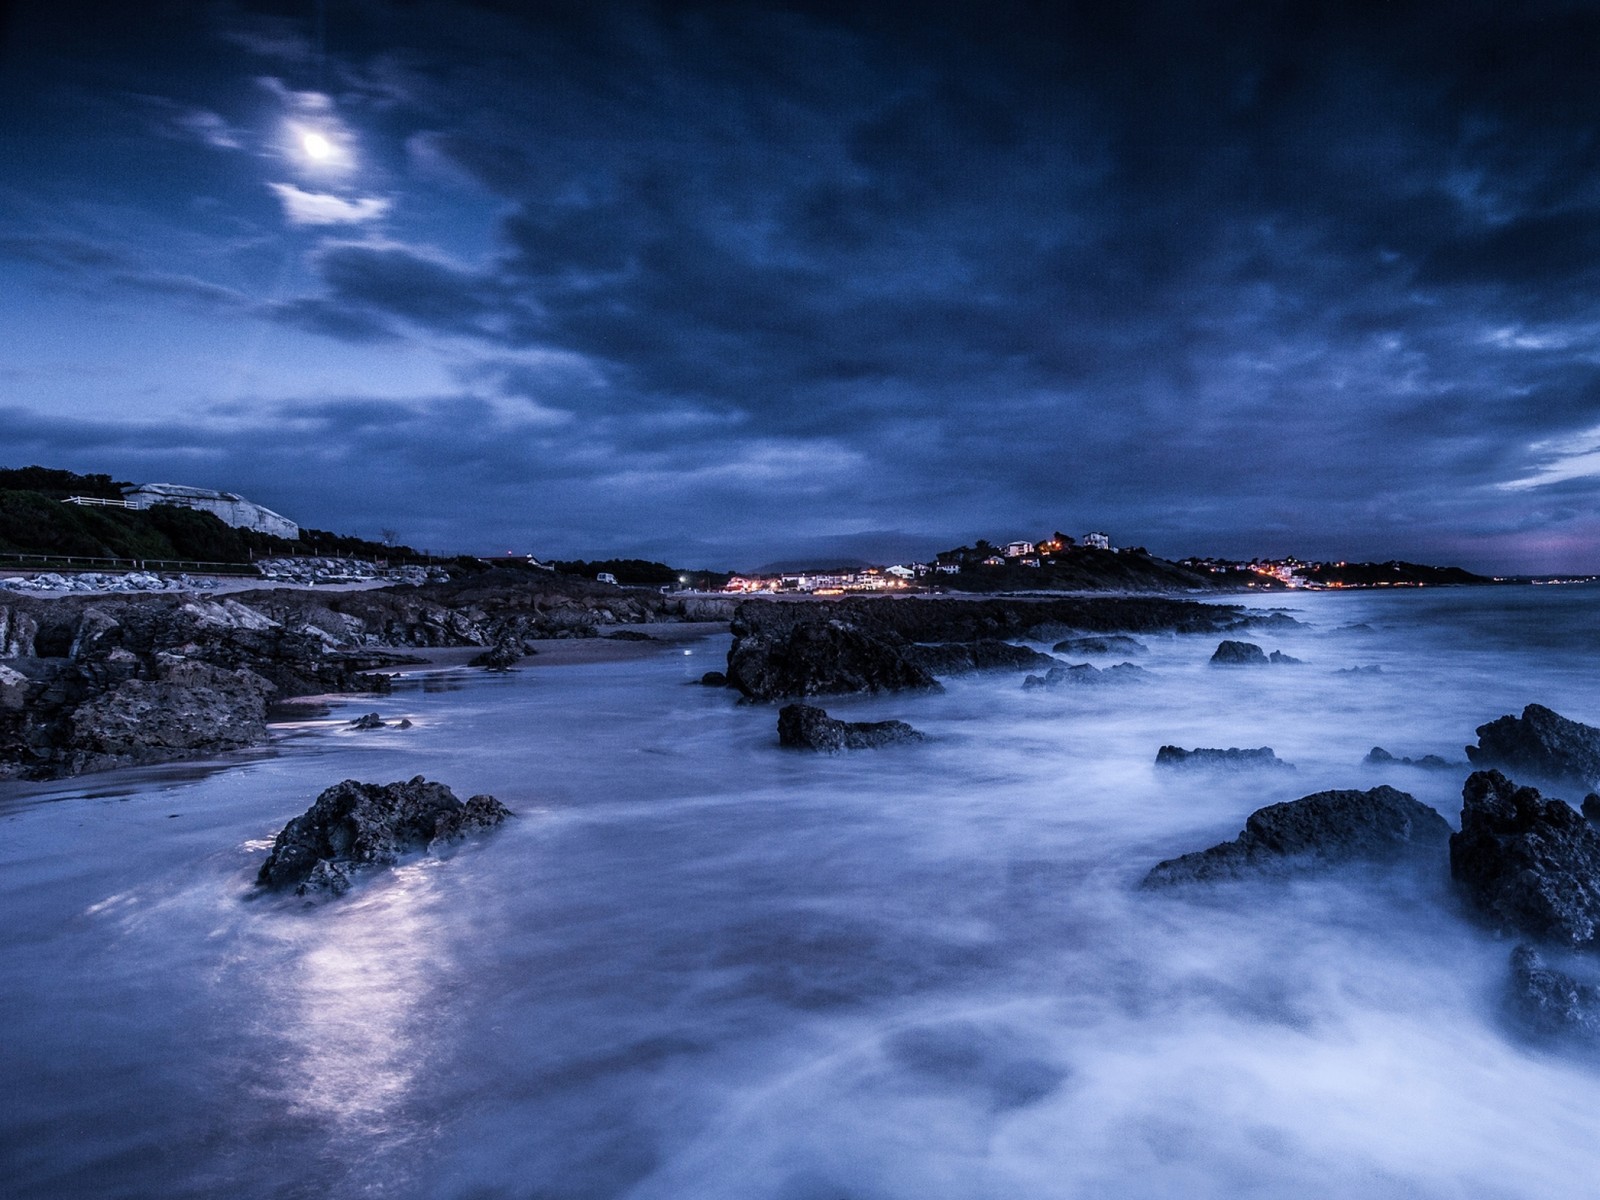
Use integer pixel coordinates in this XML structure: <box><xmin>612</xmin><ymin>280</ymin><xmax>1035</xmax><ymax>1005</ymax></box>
<box><xmin>902</xmin><ymin>641</ymin><xmax>1060</xmax><ymax>676</ymax></box>
<box><xmin>349</xmin><ymin>712</ymin><xmax>386</xmax><ymax>730</ymax></box>
<box><xmin>1269</xmin><ymin>650</ymin><xmax>1303</xmax><ymax>665</ymax></box>
<box><xmin>257</xmin><ymin>776</ymin><xmax>513</xmax><ymax>896</ymax></box>
<box><xmin>1155</xmin><ymin>746</ymin><xmax>1295</xmax><ymax>770</ymax></box>
<box><xmin>699</xmin><ymin>671</ymin><xmax>728</xmax><ymax>687</ymax></box>
<box><xmin>727</xmin><ymin>622</ymin><xmax>940</xmax><ymax>701</ymax></box>
<box><xmin>1143</xmin><ymin>785</ymin><xmax>1449</xmax><ymax>886</ymax></box>
<box><xmin>469</xmin><ymin>641</ymin><xmax>524</xmax><ymax>670</ymax></box>
<box><xmin>1365</xmin><ymin>746</ymin><xmax>1457</xmax><ymax>769</ymax></box>
<box><xmin>777</xmin><ymin>703</ymin><xmax>925</xmax><ymax>752</ymax></box>
<box><xmin>1466</xmin><ymin>704</ymin><xmax>1600</xmax><ymax>790</ymax></box>
<box><xmin>1210</xmin><ymin>640</ymin><xmax>1270</xmax><ymax>665</ymax></box>
<box><xmin>1450</xmin><ymin>769</ymin><xmax>1600</xmax><ymax>946</ymax></box>
<box><xmin>1022</xmin><ymin>663</ymin><xmax>1147</xmax><ymax>689</ymax></box>
<box><xmin>1052</xmin><ymin>635</ymin><xmax>1147</xmax><ymax>656</ymax></box>
<box><xmin>1508</xmin><ymin>944</ymin><xmax>1600</xmax><ymax>1041</ymax></box>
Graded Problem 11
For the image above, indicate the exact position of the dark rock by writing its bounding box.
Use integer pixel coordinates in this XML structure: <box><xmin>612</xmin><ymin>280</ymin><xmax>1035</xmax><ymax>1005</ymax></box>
<box><xmin>699</xmin><ymin>670</ymin><xmax>728</xmax><ymax>687</ymax></box>
<box><xmin>1508</xmin><ymin>943</ymin><xmax>1600</xmax><ymax>1041</ymax></box>
<box><xmin>1155</xmin><ymin>746</ymin><xmax>1294</xmax><ymax>770</ymax></box>
<box><xmin>1052</xmin><ymin>635</ymin><xmax>1147</xmax><ymax>656</ymax></box>
<box><xmin>349</xmin><ymin>712</ymin><xmax>385</xmax><ymax>730</ymax></box>
<box><xmin>1450</xmin><ymin>769</ymin><xmax>1600</xmax><ymax>947</ymax></box>
<box><xmin>903</xmin><ymin>640</ymin><xmax>1059</xmax><ymax>676</ymax></box>
<box><xmin>469</xmin><ymin>641</ymin><xmax>523</xmax><ymax>670</ymax></box>
<box><xmin>1024</xmin><ymin>662</ymin><xmax>1147</xmax><ymax>689</ymax></box>
<box><xmin>1269</xmin><ymin>650</ymin><xmax>1303</xmax><ymax>665</ymax></box>
<box><xmin>726</xmin><ymin>621</ymin><xmax>941</xmax><ymax>702</ymax></box>
<box><xmin>1585</xmin><ymin>794</ymin><xmax>1600</xmax><ymax>824</ymax></box>
<box><xmin>1143</xmin><ymin>785</ymin><xmax>1450</xmax><ymax>887</ymax></box>
<box><xmin>1337</xmin><ymin>665</ymin><xmax>1383</xmax><ymax>675</ymax></box>
<box><xmin>777</xmin><ymin>703</ymin><xmax>925</xmax><ymax>752</ymax></box>
<box><xmin>65</xmin><ymin>659</ymin><xmax>273</xmax><ymax>772</ymax></box>
<box><xmin>257</xmin><ymin>776</ymin><xmax>513</xmax><ymax>895</ymax></box>
<box><xmin>602</xmin><ymin>629</ymin><xmax>656</xmax><ymax>641</ymax></box>
<box><xmin>1210</xmin><ymin>640</ymin><xmax>1269</xmax><ymax>666</ymax></box>
<box><xmin>1466</xmin><ymin>704</ymin><xmax>1600</xmax><ymax>790</ymax></box>
<box><xmin>1365</xmin><ymin>746</ymin><xmax>1458</xmax><ymax>769</ymax></box>
<box><xmin>395</xmin><ymin>718</ymin><xmax>413</xmax><ymax>730</ymax></box>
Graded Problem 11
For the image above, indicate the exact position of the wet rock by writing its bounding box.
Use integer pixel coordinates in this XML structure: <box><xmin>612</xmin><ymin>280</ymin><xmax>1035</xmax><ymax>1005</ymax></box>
<box><xmin>1142</xmin><ymin>785</ymin><xmax>1450</xmax><ymax>887</ymax></box>
<box><xmin>395</xmin><ymin>718</ymin><xmax>413</xmax><ymax>729</ymax></box>
<box><xmin>1338</xmin><ymin>665</ymin><xmax>1383</xmax><ymax>675</ymax></box>
<box><xmin>1508</xmin><ymin>944</ymin><xmax>1600</xmax><ymax>1041</ymax></box>
<box><xmin>1052</xmin><ymin>635</ymin><xmax>1147</xmax><ymax>656</ymax></box>
<box><xmin>1023</xmin><ymin>662</ymin><xmax>1147</xmax><ymax>689</ymax></box>
<box><xmin>1365</xmin><ymin>746</ymin><xmax>1457</xmax><ymax>769</ymax></box>
<box><xmin>66</xmin><ymin>660</ymin><xmax>273</xmax><ymax>771</ymax></box>
<box><xmin>602</xmin><ymin>629</ymin><xmax>656</xmax><ymax>641</ymax></box>
<box><xmin>1210</xmin><ymin>640</ymin><xmax>1270</xmax><ymax>666</ymax></box>
<box><xmin>777</xmin><ymin>703</ymin><xmax>925</xmax><ymax>752</ymax></box>
<box><xmin>903</xmin><ymin>640</ymin><xmax>1059</xmax><ymax>676</ymax></box>
<box><xmin>349</xmin><ymin>712</ymin><xmax>386</xmax><ymax>730</ymax></box>
<box><xmin>699</xmin><ymin>671</ymin><xmax>728</xmax><ymax>687</ymax></box>
<box><xmin>1155</xmin><ymin>746</ymin><xmax>1294</xmax><ymax>770</ymax></box>
<box><xmin>1466</xmin><ymin>704</ymin><xmax>1600</xmax><ymax>791</ymax></box>
<box><xmin>1269</xmin><ymin>650</ymin><xmax>1303</xmax><ymax>665</ymax></box>
<box><xmin>1585</xmin><ymin>794</ymin><xmax>1600</xmax><ymax>824</ymax></box>
<box><xmin>257</xmin><ymin>776</ymin><xmax>513</xmax><ymax>895</ymax></box>
<box><xmin>727</xmin><ymin>621</ymin><xmax>940</xmax><ymax>702</ymax></box>
<box><xmin>469</xmin><ymin>641</ymin><xmax>523</xmax><ymax>670</ymax></box>
<box><xmin>1450</xmin><ymin>769</ymin><xmax>1600</xmax><ymax>947</ymax></box>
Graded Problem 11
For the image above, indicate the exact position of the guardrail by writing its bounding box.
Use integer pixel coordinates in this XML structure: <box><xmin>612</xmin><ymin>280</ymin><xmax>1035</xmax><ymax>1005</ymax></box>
<box><xmin>61</xmin><ymin>496</ymin><xmax>137</xmax><ymax>509</ymax></box>
<box><xmin>0</xmin><ymin>552</ymin><xmax>261</xmax><ymax>575</ymax></box>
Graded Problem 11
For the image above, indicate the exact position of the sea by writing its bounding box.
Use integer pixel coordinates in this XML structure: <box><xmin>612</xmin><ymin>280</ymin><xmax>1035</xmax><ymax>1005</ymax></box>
<box><xmin>5</xmin><ymin>583</ymin><xmax>1600</xmax><ymax>1200</ymax></box>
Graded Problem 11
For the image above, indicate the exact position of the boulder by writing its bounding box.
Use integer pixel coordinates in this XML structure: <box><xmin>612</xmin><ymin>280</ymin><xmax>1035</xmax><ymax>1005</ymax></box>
<box><xmin>1143</xmin><ymin>785</ymin><xmax>1450</xmax><ymax>887</ymax></box>
<box><xmin>67</xmin><ymin>660</ymin><xmax>273</xmax><ymax>768</ymax></box>
<box><xmin>1365</xmin><ymin>746</ymin><xmax>1456</xmax><ymax>769</ymax></box>
<box><xmin>1052</xmin><ymin>635</ymin><xmax>1147</xmax><ymax>656</ymax></box>
<box><xmin>1269</xmin><ymin>650</ymin><xmax>1302</xmax><ymax>665</ymax></box>
<box><xmin>1466</xmin><ymin>704</ymin><xmax>1600</xmax><ymax>790</ymax></box>
<box><xmin>726</xmin><ymin>622</ymin><xmax>941</xmax><ymax>702</ymax></box>
<box><xmin>349</xmin><ymin>712</ymin><xmax>386</xmax><ymax>730</ymax></box>
<box><xmin>777</xmin><ymin>703</ymin><xmax>925</xmax><ymax>752</ymax></box>
<box><xmin>469</xmin><ymin>641</ymin><xmax>524</xmax><ymax>670</ymax></box>
<box><xmin>1508</xmin><ymin>944</ymin><xmax>1600</xmax><ymax>1041</ymax></box>
<box><xmin>257</xmin><ymin>776</ymin><xmax>512</xmax><ymax>895</ymax></box>
<box><xmin>1155</xmin><ymin>746</ymin><xmax>1294</xmax><ymax>770</ymax></box>
<box><xmin>602</xmin><ymin>629</ymin><xmax>656</xmax><ymax>641</ymax></box>
<box><xmin>699</xmin><ymin>670</ymin><xmax>728</xmax><ymax>687</ymax></box>
<box><xmin>903</xmin><ymin>640</ymin><xmax>1059</xmax><ymax>676</ymax></box>
<box><xmin>1450</xmin><ymin>769</ymin><xmax>1600</xmax><ymax>946</ymax></box>
<box><xmin>1210</xmin><ymin>640</ymin><xmax>1269</xmax><ymax>666</ymax></box>
<box><xmin>1023</xmin><ymin>662</ymin><xmax>1147</xmax><ymax>689</ymax></box>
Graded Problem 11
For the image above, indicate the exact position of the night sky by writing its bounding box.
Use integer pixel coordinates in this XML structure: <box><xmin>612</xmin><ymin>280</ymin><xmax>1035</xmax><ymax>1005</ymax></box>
<box><xmin>4</xmin><ymin>2</ymin><xmax>1600</xmax><ymax>572</ymax></box>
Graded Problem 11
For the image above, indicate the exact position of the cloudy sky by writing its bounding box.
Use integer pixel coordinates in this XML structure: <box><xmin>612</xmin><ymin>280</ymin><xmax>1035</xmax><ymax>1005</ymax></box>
<box><xmin>4</xmin><ymin>1</ymin><xmax>1600</xmax><ymax>571</ymax></box>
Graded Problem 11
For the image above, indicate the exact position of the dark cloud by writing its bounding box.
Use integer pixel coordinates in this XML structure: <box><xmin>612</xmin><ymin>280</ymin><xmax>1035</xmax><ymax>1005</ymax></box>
<box><xmin>6</xmin><ymin>0</ymin><xmax>1600</xmax><ymax>570</ymax></box>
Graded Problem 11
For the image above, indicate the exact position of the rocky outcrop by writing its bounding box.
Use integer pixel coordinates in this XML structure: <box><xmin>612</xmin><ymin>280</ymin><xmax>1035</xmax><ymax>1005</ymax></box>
<box><xmin>902</xmin><ymin>641</ymin><xmax>1059</xmax><ymax>676</ymax></box>
<box><xmin>1365</xmin><ymin>747</ymin><xmax>1457</xmax><ymax>769</ymax></box>
<box><xmin>349</xmin><ymin>712</ymin><xmax>386</xmax><ymax>730</ymax></box>
<box><xmin>1466</xmin><ymin>704</ymin><xmax>1600</xmax><ymax>790</ymax></box>
<box><xmin>777</xmin><ymin>703</ymin><xmax>925</xmax><ymax>752</ymax></box>
<box><xmin>63</xmin><ymin>658</ymin><xmax>273</xmax><ymax>775</ymax></box>
<box><xmin>1210</xmin><ymin>640</ymin><xmax>1269</xmax><ymax>665</ymax></box>
<box><xmin>257</xmin><ymin>776</ymin><xmax>512</xmax><ymax>896</ymax></box>
<box><xmin>1052</xmin><ymin>635</ymin><xmax>1146</xmax><ymax>656</ymax></box>
<box><xmin>699</xmin><ymin>671</ymin><xmax>728</xmax><ymax>687</ymax></box>
<box><xmin>1450</xmin><ymin>770</ymin><xmax>1600</xmax><ymax>947</ymax></box>
<box><xmin>1508</xmin><ymin>944</ymin><xmax>1600</xmax><ymax>1042</ymax></box>
<box><xmin>727</xmin><ymin>621</ymin><xmax>940</xmax><ymax>702</ymax></box>
<box><xmin>1143</xmin><ymin>786</ymin><xmax>1449</xmax><ymax>886</ymax></box>
<box><xmin>1155</xmin><ymin>746</ymin><xmax>1294</xmax><ymax>770</ymax></box>
<box><xmin>469</xmin><ymin>641</ymin><xmax>524</xmax><ymax>670</ymax></box>
<box><xmin>1268</xmin><ymin>650</ymin><xmax>1302</xmax><ymax>665</ymax></box>
<box><xmin>1022</xmin><ymin>662</ymin><xmax>1147</xmax><ymax>689</ymax></box>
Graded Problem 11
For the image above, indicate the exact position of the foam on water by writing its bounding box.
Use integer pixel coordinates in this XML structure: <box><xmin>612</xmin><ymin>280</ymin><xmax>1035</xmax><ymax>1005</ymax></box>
<box><xmin>4</xmin><ymin>585</ymin><xmax>1600</xmax><ymax>1198</ymax></box>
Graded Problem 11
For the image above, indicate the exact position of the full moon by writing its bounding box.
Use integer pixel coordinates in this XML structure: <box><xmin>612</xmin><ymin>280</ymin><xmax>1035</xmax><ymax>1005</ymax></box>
<box><xmin>302</xmin><ymin>132</ymin><xmax>332</xmax><ymax>160</ymax></box>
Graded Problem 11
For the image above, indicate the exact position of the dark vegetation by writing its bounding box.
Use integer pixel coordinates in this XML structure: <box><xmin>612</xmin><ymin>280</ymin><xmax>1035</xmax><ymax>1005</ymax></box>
<box><xmin>554</xmin><ymin>558</ymin><xmax>732</xmax><ymax>588</ymax></box>
<box><xmin>1296</xmin><ymin>560</ymin><xmax>1495</xmax><ymax>587</ymax></box>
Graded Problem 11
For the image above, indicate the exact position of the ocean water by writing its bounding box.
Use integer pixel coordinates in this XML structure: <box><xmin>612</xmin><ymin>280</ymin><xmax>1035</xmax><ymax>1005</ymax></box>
<box><xmin>5</xmin><ymin>585</ymin><xmax>1600</xmax><ymax>1199</ymax></box>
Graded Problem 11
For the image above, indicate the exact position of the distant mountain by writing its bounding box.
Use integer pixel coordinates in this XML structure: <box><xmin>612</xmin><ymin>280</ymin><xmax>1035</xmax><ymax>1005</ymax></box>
<box><xmin>937</xmin><ymin>547</ymin><xmax>1263</xmax><ymax>593</ymax></box>
<box><xmin>1294</xmin><ymin>560</ymin><xmax>1497</xmax><ymax>587</ymax></box>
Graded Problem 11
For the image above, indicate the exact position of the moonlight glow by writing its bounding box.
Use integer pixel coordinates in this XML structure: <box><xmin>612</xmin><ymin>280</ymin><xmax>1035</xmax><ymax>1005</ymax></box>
<box><xmin>302</xmin><ymin>131</ymin><xmax>332</xmax><ymax>160</ymax></box>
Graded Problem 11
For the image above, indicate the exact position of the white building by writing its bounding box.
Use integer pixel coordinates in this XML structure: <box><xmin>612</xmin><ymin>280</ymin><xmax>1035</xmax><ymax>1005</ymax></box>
<box><xmin>1003</xmin><ymin>540</ymin><xmax>1035</xmax><ymax>558</ymax></box>
<box><xmin>121</xmin><ymin>483</ymin><xmax>299</xmax><ymax>539</ymax></box>
<box><xmin>1082</xmin><ymin>531</ymin><xmax>1111</xmax><ymax>550</ymax></box>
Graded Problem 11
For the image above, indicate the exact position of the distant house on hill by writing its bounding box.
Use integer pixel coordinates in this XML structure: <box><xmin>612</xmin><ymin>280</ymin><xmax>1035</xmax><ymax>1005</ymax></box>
<box><xmin>121</xmin><ymin>483</ymin><xmax>299</xmax><ymax>539</ymax></box>
<box><xmin>1003</xmin><ymin>540</ymin><xmax>1035</xmax><ymax>558</ymax></box>
<box><xmin>1082</xmin><ymin>531</ymin><xmax>1111</xmax><ymax>550</ymax></box>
